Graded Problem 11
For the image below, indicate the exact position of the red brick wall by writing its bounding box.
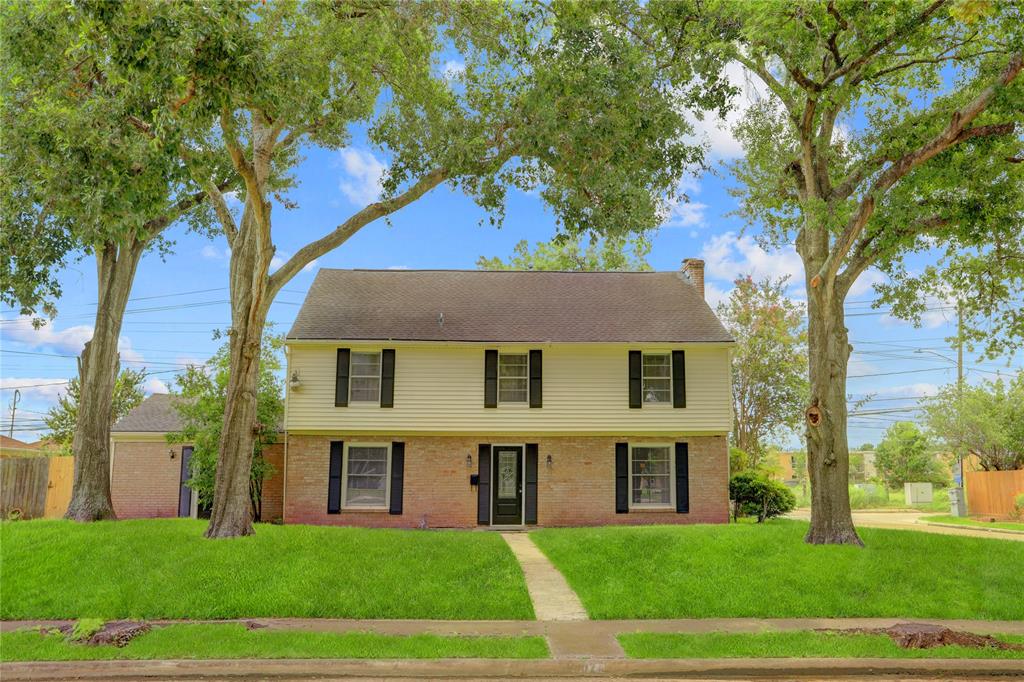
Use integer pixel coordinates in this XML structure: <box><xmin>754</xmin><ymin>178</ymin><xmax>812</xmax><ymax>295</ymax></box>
<box><xmin>111</xmin><ymin>441</ymin><xmax>182</xmax><ymax>519</ymax></box>
<box><xmin>260</xmin><ymin>443</ymin><xmax>285</xmax><ymax>523</ymax></box>
<box><xmin>284</xmin><ymin>434</ymin><xmax>729</xmax><ymax>528</ymax></box>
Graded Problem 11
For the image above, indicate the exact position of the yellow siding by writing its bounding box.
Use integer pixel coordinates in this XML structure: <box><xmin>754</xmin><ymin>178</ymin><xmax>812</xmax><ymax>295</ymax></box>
<box><xmin>285</xmin><ymin>342</ymin><xmax>732</xmax><ymax>435</ymax></box>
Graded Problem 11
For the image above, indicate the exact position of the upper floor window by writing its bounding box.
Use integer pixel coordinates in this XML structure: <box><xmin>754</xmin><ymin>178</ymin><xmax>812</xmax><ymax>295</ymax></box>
<box><xmin>642</xmin><ymin>353</ymin><xmax>671</xmax><ymax>404</ymax></box>
<box><xmin>498</xmin><ymin>353</ymin><xmax>528</xmax><ymax>403</ymax></box>
<box><xmin>350</xmin><ymin>351</ymin><xmax>381</xmax><ymax>402</ymax></box>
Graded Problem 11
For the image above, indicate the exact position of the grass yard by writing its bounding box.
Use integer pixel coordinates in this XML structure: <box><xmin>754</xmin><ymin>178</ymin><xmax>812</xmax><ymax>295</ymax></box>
<box><xmin>921</xmin><ymin>515</ymin><xmax>1024</xmax><ymax>532</ymax></box>
<box><xmin>618</xmin><ymin>631</ymin><xmax>1024</xmax><ymax>659</ymax></box>
<box><xmin>530</xmin><ymin>520</ymin><xmax>1024</xmax><ymax>620</ymax></box>
<box><xmin>0</xmin><ymin>624</ymin><xmax>549</xmax><ymax>662</ymax></box>
<box><xmin>0</xmin><ymin>519</ymin><xmax>533</xmax><ymax>620</ymax></box>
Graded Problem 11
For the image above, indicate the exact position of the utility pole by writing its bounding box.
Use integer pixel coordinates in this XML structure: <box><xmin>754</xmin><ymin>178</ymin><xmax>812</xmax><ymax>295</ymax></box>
<box><xmin>8</xmin><ymin>388</ymin><xmax>20</xmax><ymax>439</ymax></box>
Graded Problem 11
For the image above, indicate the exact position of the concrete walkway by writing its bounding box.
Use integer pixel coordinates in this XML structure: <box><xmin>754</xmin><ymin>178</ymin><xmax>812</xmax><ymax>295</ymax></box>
<box><xmin>788</xmin><ymin>510</ymin><xmax>1024</xmax><ymax>542</ymax></box>
<box><xmin>501</xmin><ymin>533</ymin><xmax>588</xmax><ymax>622</ymax></box>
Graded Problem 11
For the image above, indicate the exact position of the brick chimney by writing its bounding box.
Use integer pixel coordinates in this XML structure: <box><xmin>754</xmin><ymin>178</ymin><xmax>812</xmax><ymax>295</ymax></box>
<box><xmin>681</xmin><ymin>258</ymin><xmax>705</xmax><ymax>298</ymax></box>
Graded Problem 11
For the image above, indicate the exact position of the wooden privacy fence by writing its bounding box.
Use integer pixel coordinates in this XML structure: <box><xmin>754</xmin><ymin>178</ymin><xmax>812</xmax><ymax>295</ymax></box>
<box><xmin>0</xmin><ymin>455</ymin><xmax>74</xmax><ymax>520</ymax></box>
<box><xmin>965</xmin><ymin>468</ymin><xmax>1024</xmax><ymax>518</ymax></box>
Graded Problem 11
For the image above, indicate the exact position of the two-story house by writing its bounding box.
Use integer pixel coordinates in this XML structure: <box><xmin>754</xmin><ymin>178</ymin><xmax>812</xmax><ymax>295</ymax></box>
<box><xmin>109</xmin><ymin>259</ymin><xmax>734</xmax><ymax>527</ymax></box>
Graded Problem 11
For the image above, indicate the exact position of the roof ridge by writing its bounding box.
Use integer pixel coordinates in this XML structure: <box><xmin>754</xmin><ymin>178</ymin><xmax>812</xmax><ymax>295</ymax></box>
<box><xmin>321</xmin><ymin>268</ymin><xmax>674</xmax><ymax>274</ymax></box>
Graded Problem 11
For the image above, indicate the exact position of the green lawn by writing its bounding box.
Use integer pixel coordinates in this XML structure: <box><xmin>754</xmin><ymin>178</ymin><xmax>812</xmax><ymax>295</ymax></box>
<box><xmin>0</xmin><ymin>624</ymin><xmax>548</xmax><ymax>661</ymax></box>
<box><xmin>619</xmin><ymin>631</ymin><xmax>1024</xmax><ymax>659</ymax></box>
<box><xmin>530</xmin><ymin>520</ymin><xmax>1024</xmax><ymax>620</ymax></box>
<box><xmin>921</xmin><ymin>515</ymin><xmax>1024</xmax><ymax>532</ymax></box>
<box><xmin>0</xmin><ymin>519</ymin><xmax>533</xmax><ymax>620</ymax></box>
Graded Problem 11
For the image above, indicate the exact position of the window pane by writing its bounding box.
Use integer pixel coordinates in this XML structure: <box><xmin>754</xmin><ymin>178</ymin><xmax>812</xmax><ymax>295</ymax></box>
<box><xmin>499</xmin><ymin>378</ymin><xmax>528</xmax><ymax>403</ymax></box>
<box><xmin>642</xmin><ymin>354</ymin><xmax>670</xmax><ymax>377</ymax></box>
<box><xmin>643</xmin><ymin>378</ymin><xmax>671</xmax><ymax>403</ymax></box>
<box><xmin>499</xmin><ymin>354</ymin><xmax>528</xmax><ymax>377</ymax></box>
<box><xmin>351</xmin><ymin>352</ymin><xmax>380</xmax><ymax>376</ymax></box>
<box><xmin>350</xmin><ymin>377</ymin><xmax>380</xmax><ymax>402</ymax></box>
<box><xmin>346</xmin><ymin>447</ymin><xmax>388</xmax><ymax>507</ymax></box>
<box><xmin>631</xmin><ymin>446</ymin><xmax>671</xmax><ymax>505</ymax></box>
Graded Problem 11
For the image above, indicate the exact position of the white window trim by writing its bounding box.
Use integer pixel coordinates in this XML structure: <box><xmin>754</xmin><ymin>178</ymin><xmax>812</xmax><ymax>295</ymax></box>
<box><xmin>641</xmin><ymin>352</ymin><xmax>672</xmax><ymax>405</ymax></box>
<box><xmin>628</xmin><ymin>442</ymin><xmax>675</xmax><ymax>510</ymax></box>
<box><xmin>349</xmin><ymin>350</ymin><xmax>383</xmax><ymax>404</ymax></box>
<box><xmin>489</xmin><ymin>443</ymin><xmax>526</xmax><ymax>527</ymax></box>
<box><xmin>497</xmin><ymin>351</ymin><xmax>529</xmax><ymax>405</ymax></box>
<box><xmin>341</xmin><ymin>441</ymin><xmax>391</xmax><ymax>511</ymax></box>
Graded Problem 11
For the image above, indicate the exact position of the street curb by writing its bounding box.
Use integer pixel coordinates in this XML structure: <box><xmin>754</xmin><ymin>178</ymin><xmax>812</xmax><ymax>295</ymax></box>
<box><xmin>920</xmin><ymin>521</ymin><xmax>1024</xmax><ymax>536</ymax></box>
<box><xmin>3</xmin><ymin>657</ymin><xmax>1024</xmax><ymax>680</ymax></box>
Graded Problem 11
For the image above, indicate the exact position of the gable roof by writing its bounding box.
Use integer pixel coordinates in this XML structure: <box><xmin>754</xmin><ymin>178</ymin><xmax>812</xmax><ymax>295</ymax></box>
<box><xmin>111</xmin><ymin>393</ymin><xmax>181</xmax><ymax>433</ymax></box>
<box><xmin>288</xmin><ymin>269</ymin><xmax>733</xmax><ymax>344</ymax></box>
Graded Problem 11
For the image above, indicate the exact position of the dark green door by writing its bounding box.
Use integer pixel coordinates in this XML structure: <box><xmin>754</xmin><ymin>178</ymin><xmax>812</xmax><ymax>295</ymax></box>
<box><xmin>492</xmin><ymin>446</ymin><xmax>523</xmax><ymax>525</ymax></box>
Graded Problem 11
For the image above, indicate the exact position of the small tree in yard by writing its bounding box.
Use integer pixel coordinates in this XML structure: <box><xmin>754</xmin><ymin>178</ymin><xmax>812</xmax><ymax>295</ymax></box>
<box><xmin>729</xmin><ymin>471</ymin><xmax>797</xmax><ymax>523</ymax></box>
<box><xmin>633</xmin><ymin>0</ymin><xmax>1023</xmax><ymax>544</ymax></box>
<box><xmin>925</xmin><ymin>372</ymin><xmax>1024</xmax><ymax>471</ymax></box>
<box><xmin>718</xmin><ymin>276</ymin><xmax>808</xmax><ymax>469</ymax></box>
<box><xmin>875</xmin><ymin>421</ymin><xmax>949</xmax><ymax>490</ymax></box>
<box><xmin>169</xmin><ymin>334</ymin><xmax>283</xmax><ymax>521</ymax></box>
<box><xmin>44</xmin><ymin>369</ymin><xmax>146</xmax><ymax>456</ymax></box>
<box><xmin>177</xmin><ymin>2</ymin><xmax>726</xmax><ymax>537</ymax></box>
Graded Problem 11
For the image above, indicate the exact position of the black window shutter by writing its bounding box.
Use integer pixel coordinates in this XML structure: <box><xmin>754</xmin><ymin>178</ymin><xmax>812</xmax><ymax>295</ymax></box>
<box><xmin>335</xmin><ymin>349</ymin><xmax>351</xmax><ymax>407</ymax></box>
<box><xmin>525</xmin><ymin>444</ymin><xmax>538</xmax><ymax>524</ymax></box>
<box><xmin>327</xmin><ymin>441</ymin><xmax>343</xmax><ymax>513</ymax></box>
<box><xmin>529</xmin><ymin>350</ymin><xmax>542</xmax><ymax>408</ymax></box>
<box><xmin>380</xmin><ymin>349</ymin><xmax>396</xmax><ymax>408</ymax></box>
<box><xmin>628</xmin><ymin>351</ymin><xmax>642</xmax><ymax>408</ymax></box>
<box><xmin>672</xmin><ymin>350</ymin><xmax>686</xmax><ymax>408</ymax></box>
<box><xmin>477</xmin><ymin>444</ymin><xmax>491</xmax><ymax>524</ymax></box>
<box><xmin>484</xmin><ymin>350</ymin><xmax>498</xmax><ymax>408</ymax></box>
<box><xmin>615</xmin><ymin>442</ymin><xmax>629</xmax><ymax>513</ymax></box>
<box><xmin>389</xmin><ymin>442</ymin><xmax>404</xmax><ymax>514</ymax></box>
<box><xmin>675</xmin><ymin>442</ymin><xmax>690</xmax><ymax>513</ymax></box>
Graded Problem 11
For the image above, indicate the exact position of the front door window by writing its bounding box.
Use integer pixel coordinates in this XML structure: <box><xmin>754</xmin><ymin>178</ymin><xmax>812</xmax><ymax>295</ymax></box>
<box><xmin>492</xmin><ymin>446</ymin><xmax>523</xmax><ymax>525</ymax></box>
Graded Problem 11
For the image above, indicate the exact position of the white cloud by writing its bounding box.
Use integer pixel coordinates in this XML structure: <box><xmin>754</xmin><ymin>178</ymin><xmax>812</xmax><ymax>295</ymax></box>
<box><xmin>848</xmin><ymin>268</ymin><xmax>886</xmax><ymax>298</ymax></box>
<box><xmin>665</xmin><ymin>201</ymin><xmax>709</xmax><ymax>228</ymax></box>
<box><xmin>200</xmin><ymin>245</ymin><xmax>230</xmax><ymax>260</ymax></box>
<box><xmin>1</xmin><ymin>317</ymin><xmax>93</xmax><ymax>355</ymax></box>
<box><xmin>704</xmin><ymin>281</ymin><xmax>730</xmax><ymax>310</ymax></box>
<box><xmin>270</xmin><ymin>254</ymin><xmax>286</xmax><ymax>272</ymax></box>
<box><xmin>302</xmin><ymin>259</ymin><xmax>320</xmax><ymax>273</ymax></box>
<box><xmin>386</xmin><ymin>265</ymin><xmax>410</xmax><ymax>270</ymax></box>
<box><xmin>699</xmin><ymin>232</ymin><xmax>804</xmax><ymax>288</ymax></box>
<box><xmin>339</xmin><ymin>148</ymin><xmax>387</xmax><ymax>206</ymax></box>
<box><xmin>871</xmin><ymin>382</ymin><xmax>941</xmax><ymax>397</ymax></box>
<box><xmin>143</xmin><ymin>377</ymin><xmax>169</xmax><ymax>395</ymax></box>
<box><xmin>0</xmin><ymin>376</ymin><xmax>70</xmax><ymax>403</ymax></box>
<box><xmin>442</xmin><ymin>60</ymin><xmax>465</xmax><ymax>80</ymax></box>
<box><xmin>687</xmin><ymin>61</ymin><xmax>772</xmax><ymax>159</ymax></box>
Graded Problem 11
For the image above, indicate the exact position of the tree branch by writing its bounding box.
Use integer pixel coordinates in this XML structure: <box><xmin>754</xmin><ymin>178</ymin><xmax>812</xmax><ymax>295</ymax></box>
<box><xmin>819</xmin><ymin>52</ymin><xmax>1023</xmax><ymax>287</ymax></box>
<box><xmin>267</xmin><ymin>167</ymin><xmax>449</xmax><ymax>296</ymax></box>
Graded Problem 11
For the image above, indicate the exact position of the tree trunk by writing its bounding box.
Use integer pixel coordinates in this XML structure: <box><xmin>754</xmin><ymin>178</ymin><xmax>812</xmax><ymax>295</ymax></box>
<box><xmin>204</xmin><ymin>210</ymin><xmax>272</xmax><ymax>539</ymax></box>
<box><xmin>803</xmin><ymin>286</ymin><xmax>863</xmax><ymax>546</ymax></box>
<box><xmin>65</xmin><ymin>240</ymin><xmax>144</xmax><ymax>521</ymax></box>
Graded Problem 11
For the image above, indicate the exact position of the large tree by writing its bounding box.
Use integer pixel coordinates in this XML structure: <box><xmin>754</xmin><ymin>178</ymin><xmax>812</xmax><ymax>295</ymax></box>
<box><xmin>874</xmin><ymin>421</ymin><xmax>948</xmax><ymax>489</ymax></box>
<box><xmin>44</xmin><ymin>369</ymin><xmax>146</xmax><ymax>456</ymax></box>
<box><xmin>637</xmin><ymin>0</ymin><xmax>1022</xmax><ymax>544</ymax></box>
<box><xmin>478</xmin><ymin>234</ymin><xmax>653</xmax><ymax>271</ymax></box>
<box><xmin>718</xmin><ymin>276</ymin><xmax>808</xmax><ymax>467</ymax></box>
<box><xmin>179</xmin><ymin>1</ymin><xmax>724</xmax><ymax>537</ymax></box>
<box><xmin>1</xmin><ymin>2</ymin><xmax>234</xmax><ymax>520</ymax></box>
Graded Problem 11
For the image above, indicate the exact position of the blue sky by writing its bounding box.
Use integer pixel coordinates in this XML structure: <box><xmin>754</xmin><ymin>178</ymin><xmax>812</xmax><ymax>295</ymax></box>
<box><xmin>2</xmin><ymin>68</ymin><xmax>1020</xmax><ymax>448</ymax></box>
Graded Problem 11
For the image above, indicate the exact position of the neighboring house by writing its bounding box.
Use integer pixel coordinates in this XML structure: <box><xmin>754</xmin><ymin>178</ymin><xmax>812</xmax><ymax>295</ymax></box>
<box><xmin>110</xmin><ymin>394</ymin><xmax>284</xmax><ymax>521</ymax></box>
<box><xmin>111</xmin><ymin>259</ymin><xmax>734</xmax><ymax>528</ymax></box>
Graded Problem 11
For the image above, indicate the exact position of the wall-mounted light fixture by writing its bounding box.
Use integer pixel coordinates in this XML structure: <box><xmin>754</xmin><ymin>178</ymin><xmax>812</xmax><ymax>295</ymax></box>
<box><xmin>169</xmin><ymin>448</ymin><xmax>177</xmax><ymax>460</ymax></box>
<box><xmin>465</xmin><ymin>454</ymin><xmax>473</xmax><ymax>469</ymax></box>
<box><xmin>546</xmin><ymin>454</ymin><xmax>553</xmax><ymax>468</ymax></box>
<box><xmin>289</xmin><ymin>370</ymin><xmax>302</xmax><ymax>390</ymax></box>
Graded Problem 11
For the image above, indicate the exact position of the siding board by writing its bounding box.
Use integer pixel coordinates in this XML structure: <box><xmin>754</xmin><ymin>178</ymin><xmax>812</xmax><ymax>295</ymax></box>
<box><xmin>287</xmin><ymin>343</ymin><xmax>732</xmax><ymax>433</ymax></box>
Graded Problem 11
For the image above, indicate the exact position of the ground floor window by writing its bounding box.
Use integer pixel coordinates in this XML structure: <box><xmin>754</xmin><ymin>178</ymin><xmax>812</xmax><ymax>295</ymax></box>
<box><xmin>629</xmin><ymin>444</ymin><xmax>673</xmax><ymax>508</ymax></box>
<box><xmin>343</xmin><ymin>443</ymin><xmax>391</xmax><ymax>508</ymax></box>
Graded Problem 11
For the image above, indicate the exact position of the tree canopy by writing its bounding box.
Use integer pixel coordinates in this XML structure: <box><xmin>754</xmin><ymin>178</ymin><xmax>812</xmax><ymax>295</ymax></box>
<box><xmin>44</xmin><ymin>369</ymin><xmax>146</xmax><ymax>455</ymax></box>
<box><xmin>874</xmin><ymin>421</ymin><xmax>949</xmax><ymax>489</ymax></box>
<box><xmin>478</xmin><ymin>234</ymin><xmax>652</xmax><ymax>271</ymax></box>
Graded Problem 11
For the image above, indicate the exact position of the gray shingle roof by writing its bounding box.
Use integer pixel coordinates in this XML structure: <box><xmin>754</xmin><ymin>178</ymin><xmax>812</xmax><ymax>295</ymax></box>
<box><xmin>111</xmin><ymin>393</ymin><xmax>181</xmax><ymax>433</ymax></box>
<box><xmin>287</xmin><ymin>269</ymin><xmax>733</xmax><ymax>343</ymax></box>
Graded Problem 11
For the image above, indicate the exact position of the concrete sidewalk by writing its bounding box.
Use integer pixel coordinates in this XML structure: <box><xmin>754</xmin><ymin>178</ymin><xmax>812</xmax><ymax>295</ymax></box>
<box><xmin>3</xmin><ymin>656</ymin><xmax>1023</xmax><ymax>680</ymax></box>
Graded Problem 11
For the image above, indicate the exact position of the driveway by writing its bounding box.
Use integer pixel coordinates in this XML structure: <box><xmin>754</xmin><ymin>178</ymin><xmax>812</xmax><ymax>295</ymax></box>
<box><xmin>787</xmin><ymin>509</ymin><xmax>1024</xmax><ymax>542</ymax></box>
